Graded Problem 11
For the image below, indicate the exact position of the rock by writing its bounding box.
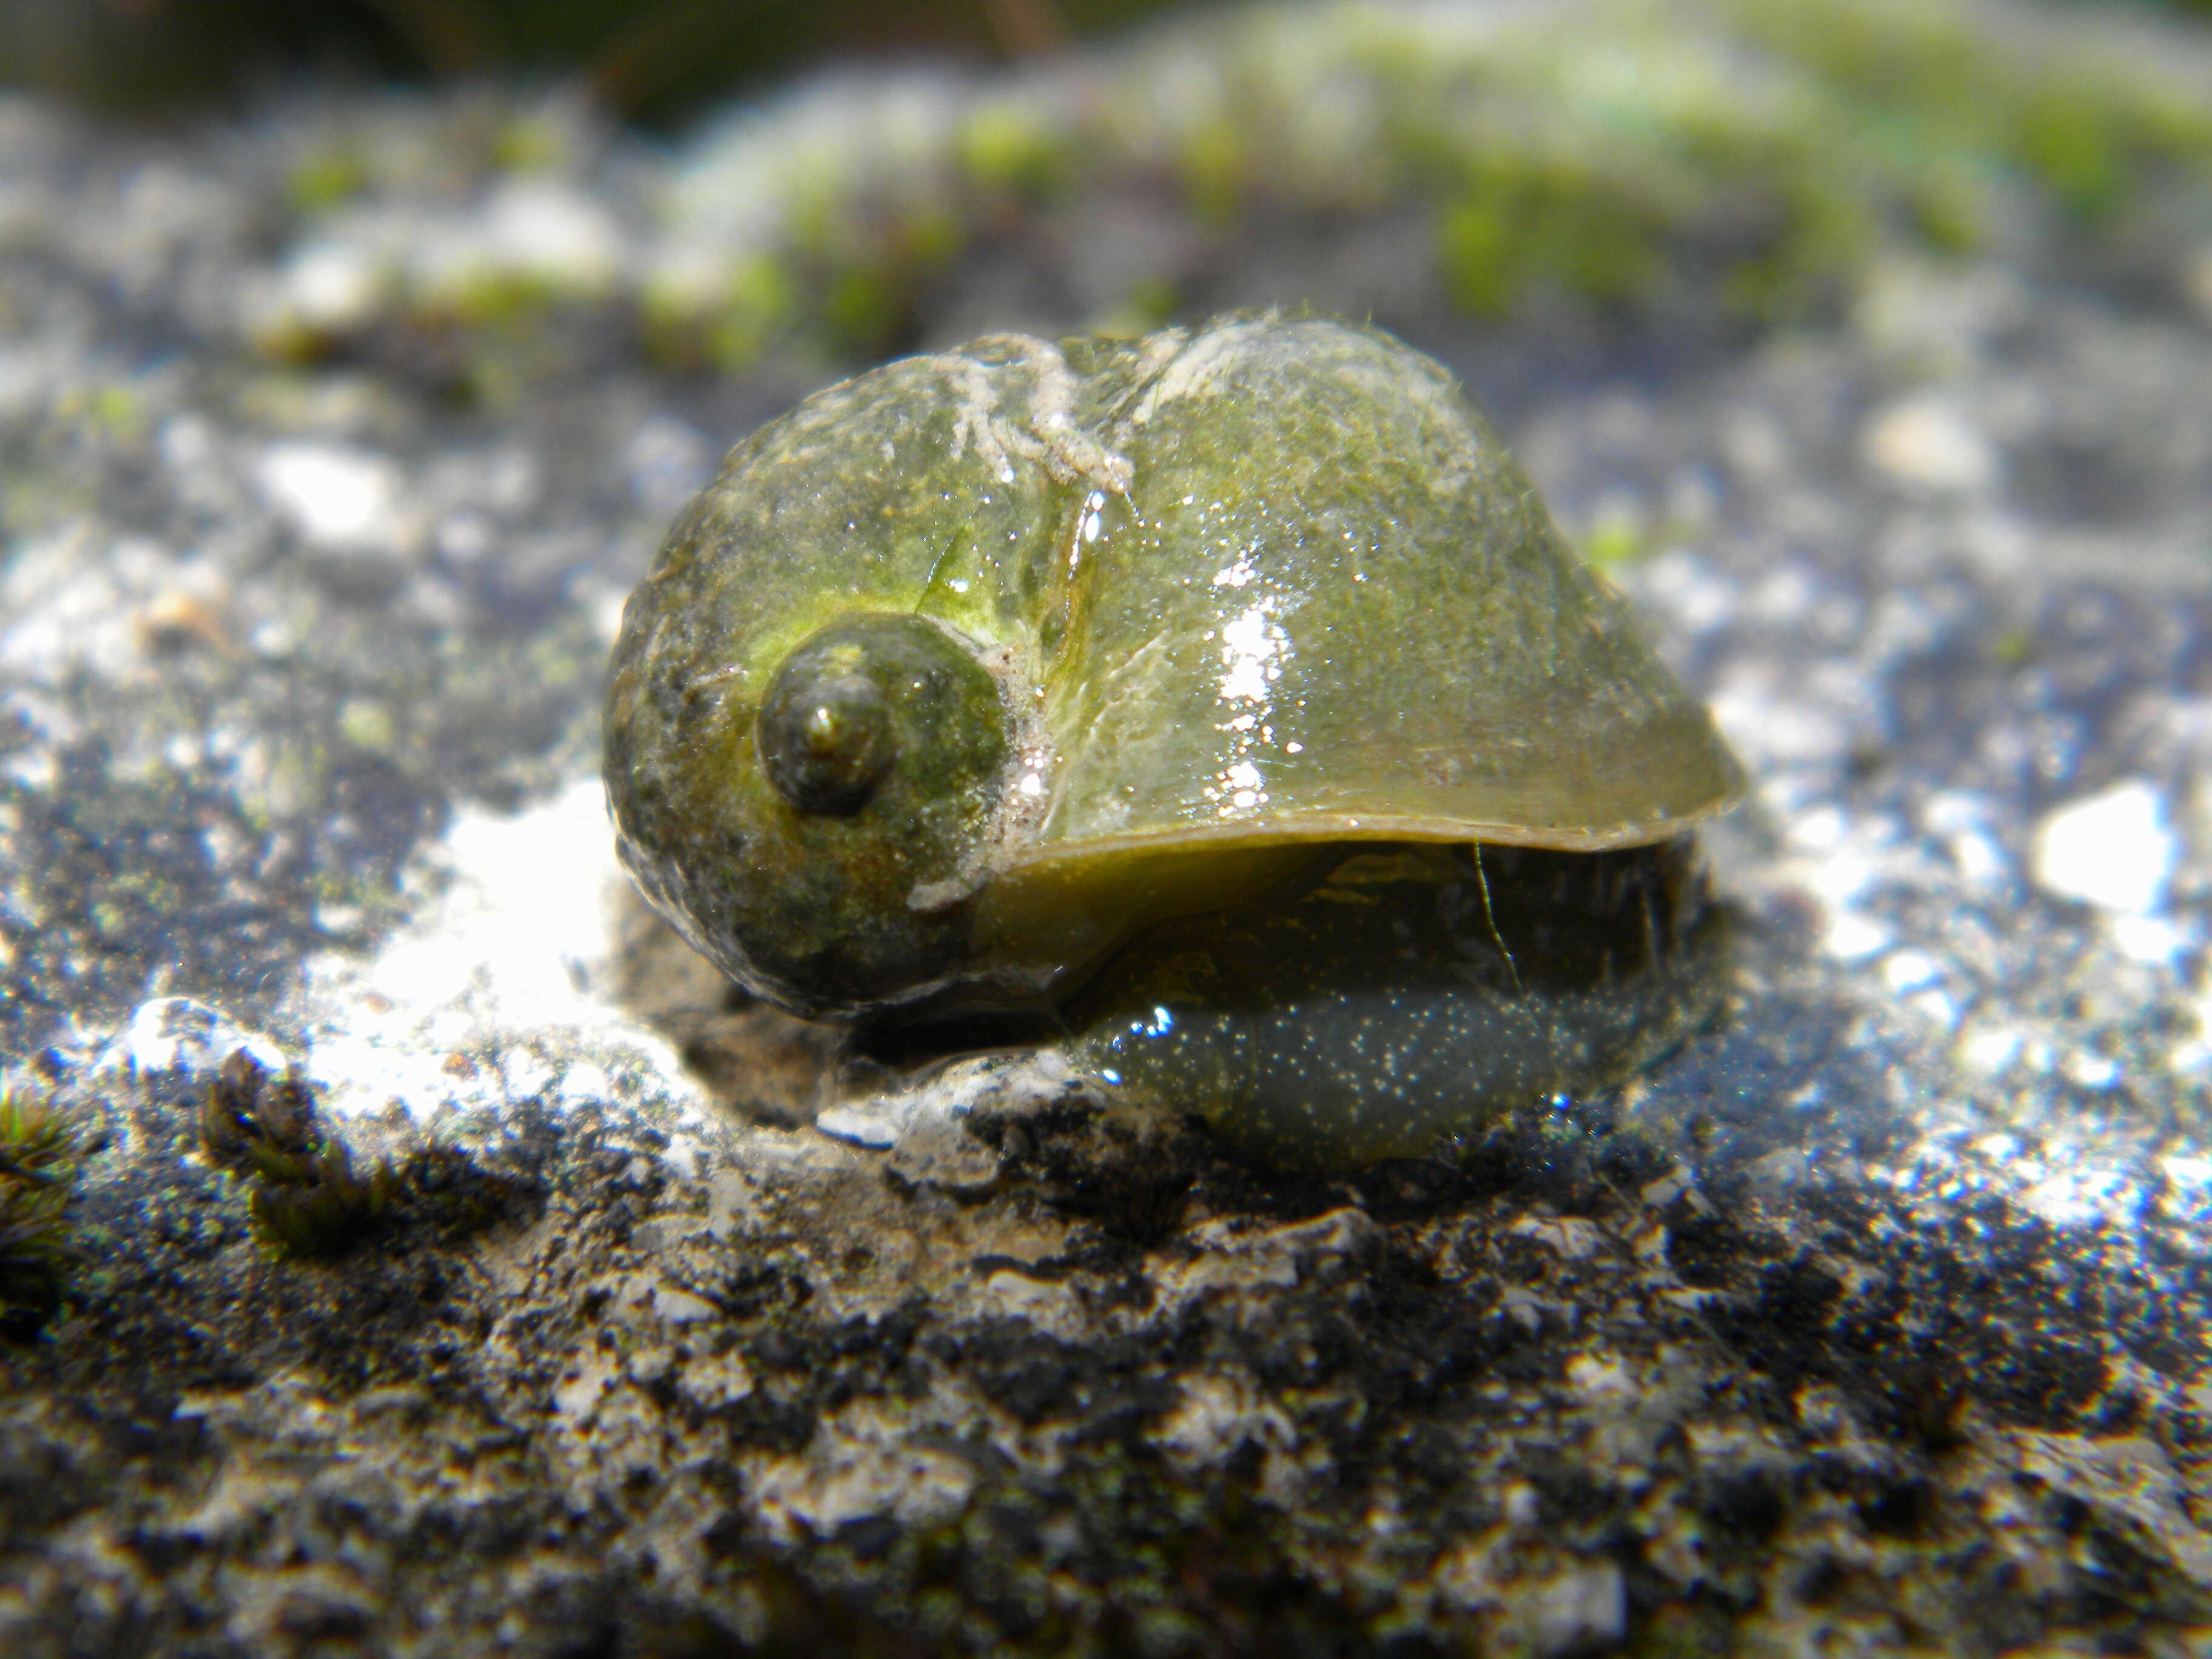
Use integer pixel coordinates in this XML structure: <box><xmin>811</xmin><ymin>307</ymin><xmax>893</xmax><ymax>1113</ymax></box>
<box><xmin>3</xmin><ymin>0</ymin><xmax>2212</xmax><ymax>1653</ymax></box>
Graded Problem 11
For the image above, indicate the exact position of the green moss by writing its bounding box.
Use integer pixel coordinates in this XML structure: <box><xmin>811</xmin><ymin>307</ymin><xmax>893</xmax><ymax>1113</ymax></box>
<box><xmin>198</xmin><ymin>1051</ymin><xmax>539</xmax><ymax>1261</ymax></box>
<box><xmin>786</xmin><ymin>196</ymin><xmax>964</xmax><ymax>359</ymax></box>
<box><xmin>491</xmin><ymin>108</ymin><xmax>576</xmax><ymax>174</ymax></box>
<box><xmin>820</xmin><ymin>264</ymin><xmax>910</xmax><ymax>359</ymax></box>
<box><xmin>1903</xmin><ymin>158</ymin><xmax>1989</xmax><ymax>256</ymax></box>
<box><xmin>1441</xmin><ymin>148</ymin><xmax>1670</xmax><ymax>315</ymax></box>
<box><xmin>1725</xmin><ymin>170</ymin><xmax>1879</xmax><ymax>320</ymax></box>
<box><xmin>1436</xmin><ymin>196</ymin><xmax>1520</xmax><ymax>320</ymax></box>
<box><xmin>62</xmin><ymin>383</ymin><xmax>148</xmax><ymax>443</ymax></box>
<box><xmin>1581</xmin><ymin>505</ymin><xmax>1652</xmax><ymax>569</ymax></box>
<box><xmin>338</xmin><ymin>699</ymin><xmax>398</xmax><ymax>753</ymax></box>
<box><xmin>2014</xmin><ymin>88</ymin><xmax>2127</xmax><ymax>217</ymax></box>
<box><xmin>1732</xmin><ymin>0</ymin><xmax>1986</xmax><ymax>116</ymax></box>
<box><xmin>959</xmin><ymin>100</ymin><xmax>1073</xmax><ymax>203</ymax></box>
<box><xmin>226</xmin><ymin>0</ymin><xmax>2212</xmax><ymax>378</ymax></box>
<box><xmin>0</xmin><ymin>1085</ymin><xmax>89</xmax><ymax>1341</ymax></box>
<box><xmin>286</xmin><ymin>147</ymin><xmax>368</xmax><ymax>216</ymax></box>
<box><xmin>1179</xmin><ymin>117</ymin><xmax>1251</xmax><ymax>226</ymax></box>
<box><xmin>437</xmin><ymin>269</ymin><xmax>569</xmax><ymax>329</ymax></box>
<box><xmin>247</xmin><ymin>1151</ymin><xmax>398</xmax><ymax>1260</ymax></box>
<box><xmin>703</xmin><ymin>256</ymin><xmax>797</xmax><ymax>371</ymax></box>
<box><xmin>1087</xmin><ymin>275</ymin><xmax>1182</xmax><ymax>341</ymax></box>
<box><xmin>1731</xmin><ymin>0</ymin><xmax>2212</xmax><ymax>228</ymax></box>
<box><xmin>201</xmin><ymin>1050</ymin><xmax>393</xmax><ymax>1258</ymax></box>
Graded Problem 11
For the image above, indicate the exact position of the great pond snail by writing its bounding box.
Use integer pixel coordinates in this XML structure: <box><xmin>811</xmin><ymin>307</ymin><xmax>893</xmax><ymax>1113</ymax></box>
<box><xmin>605</xmin><ymin>314</ymin><xmax>1744</xmax><ymax>1167</ymax></box>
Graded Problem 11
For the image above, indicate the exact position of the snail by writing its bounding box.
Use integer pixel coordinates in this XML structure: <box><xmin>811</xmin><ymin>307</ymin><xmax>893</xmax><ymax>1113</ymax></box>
<box><xmin>603</xmin><ymin>314</ymin><xmax>1744</xmax><ymax>1168</ymax></box>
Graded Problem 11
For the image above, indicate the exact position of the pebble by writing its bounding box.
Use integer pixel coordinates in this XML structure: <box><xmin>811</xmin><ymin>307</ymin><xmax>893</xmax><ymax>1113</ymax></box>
<box><xmin>2030</xmin><ymin>780</ymin><xmax>2175</xmax><ymax>915</ymax></box>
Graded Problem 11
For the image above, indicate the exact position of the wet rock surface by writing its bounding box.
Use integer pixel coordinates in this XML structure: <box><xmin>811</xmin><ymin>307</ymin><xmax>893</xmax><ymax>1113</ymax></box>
<box><xmin>6</xmin><ymin>2</ymin><xmax>2212</xmax><ymax>1653</ymax></box>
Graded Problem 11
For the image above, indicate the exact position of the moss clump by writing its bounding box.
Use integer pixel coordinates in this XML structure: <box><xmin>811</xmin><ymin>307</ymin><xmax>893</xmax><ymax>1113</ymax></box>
<box><xmin>225</xmin><ymin>0</ymin><xmax>2212</xmax><ymax>381</ymax></box>
<box><xmin>199</xmin><ymin>1050</ymin><xmax>540</xmax><ymax>1261</ymax></box>
<box><xmin>1732</xmin><ymin>0</ymin><xmax>2212</xmax><ymax>223</ymax></box>
<box><xmin>284</xmin><ymin>146</ymin><xmax>368</xmax><ymax>216</ymax></box>
<box><xmin>1439</xmin><ymin>147</ymin><xmax>1671</xmax><ymax>317</ymax></box>
<box><xmin>0</xmin><ymin>1085</ymin><xmax>89</xmax><ymax>1340</ymax></box>
<box><xmin>642</xmin><ymin>255</ymin><xmax>795</xmax><ymax>374</ymax></box>
<box><xmin>958</xmin><ymin>98</ymin><xmax>1074</xmax><ymax>205</ymax></box>
<box><xmin>201</xmin><ymin>1050</ymin><xmax>396</xmax><ymax>1259</ymax></box>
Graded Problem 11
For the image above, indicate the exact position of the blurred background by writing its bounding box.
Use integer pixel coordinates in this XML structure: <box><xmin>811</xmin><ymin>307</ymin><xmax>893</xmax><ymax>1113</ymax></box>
<box><xmin>0</xmin><ymin>0</ymin><xmax>1222</xmax><ymax>125</ymax></box>
<box><xmin>0</xmin><ymin>0</ymin><xmax>2203</xmax><ymax>395</ymax></box>
<box><xmin>0</xmin><ymin>0</ymin><xmax>2204</xmax><ymax>127</ymax></box>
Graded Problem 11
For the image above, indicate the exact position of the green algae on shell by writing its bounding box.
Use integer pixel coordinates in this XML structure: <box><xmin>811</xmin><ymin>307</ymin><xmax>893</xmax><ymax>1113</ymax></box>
<box><xmin>603</xmin><ymin>313</ymin><xmax>1745</xmax><ymax>1167</ymax></box>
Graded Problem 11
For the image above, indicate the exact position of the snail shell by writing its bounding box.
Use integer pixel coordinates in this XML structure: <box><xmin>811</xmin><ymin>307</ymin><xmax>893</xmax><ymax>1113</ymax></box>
<box><xmin>605</xmin><ymin>313</ymin><xmax>1744</xmax><ymax>1163</ymax></box>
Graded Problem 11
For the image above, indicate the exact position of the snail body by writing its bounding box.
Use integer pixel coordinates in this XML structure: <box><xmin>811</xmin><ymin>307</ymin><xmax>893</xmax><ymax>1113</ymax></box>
<box><xmin>605</xmin><ymin>315</ymin><xmax>1743</xmax><ymax>1166</ymax></box>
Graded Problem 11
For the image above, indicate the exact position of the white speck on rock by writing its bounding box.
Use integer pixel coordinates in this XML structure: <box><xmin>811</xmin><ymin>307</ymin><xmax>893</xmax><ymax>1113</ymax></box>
<box><xmin>256</xmin><ymin>443</ymin><xmax>400</xmax><ymax>549</ymax></box>
<box><xmin>748</xmin><ymin>1403</ymin><xmax>977</xmax><ymax>1543</ymax></box>
<box><xmin>1432</xmin><ymin>1536</ymin><xmax>1504</xmax><ymax>1613</ymax></box>
<box><xmin>814</xmin><ymin>1102</ymin><xmax>908</xmax><ymax>1149</ymax></box>
<box><xmin>650</xmin><ymin>1285</ymin><xmax>722</xmax><ymax>1324</ymax></box>
<box><xmin>1880</xmin><ymin>950</ymin><xmax>1944</xmax><ymax>996</ymax></box>
<box><xmin>1863</xmin><ymin>392</ymin><xmax>1998</xmax><ymax>494</ymax></box>
<box><xmin>1507</xmin><ymin>1216</ymin><xmax>1604</xmax><ymax>1259</ymax></box>
<box><xmin>1151</xmin><ymin>1371</ymin><xmax>1294</xmax><ymax>1470</ymax></box>
<box><xmin>1959</xmin><ymin>1025</ymin><xmax>2022</xmax><ymax>1076</ymax></box>
<box><xmin>460</xmin><ymin>178</ymin><xmax>625</xmax><ymax>295</ymax></box>
<box><xmin>1170</xmin><ymin>1208</ymin><xmax>1383</xmax><ymax>1302</ymax></box>
<box><xmin>677</xmin><ymin>1350</ymin><xmax>754</xmax><ymax>1413</ymax></box>
<box><xmin>552</xmin><ymin>1352</ymin><xmax>618</xmax><ymax>1423</ymax></box>
<box><xmin>1516</xmin><ymin>1562</ymin><xmax>1627</xmax><ymax>1658</ymax></box>
<box><xmin>1564</xmin><ymin>1353</ymin><xmax>1636</xmax><ymax>1404</ymax></box>
<box><xmin>2031</xmin><ymin>780</ymin><xmax>2175</xmax><ymax>915</ymax></box>
<box><xmin>2111</xmin><ymin>912</ymin><xmax>2191</xmax><ymax>966</ymax></box>
<box><xmin>2015</xmin><ymin>1432</ymin><xmax>2212</xmax><ymax>1592</ymax></box>
<box><xmin>1822</xmin><ymin>908</ymin><xmax>1893</xmax><ymax>964</ymax></box>
<box><xmin>1742</xmin><ymin>1147</ymin><xmax>1812</xmax><ymax>1194</ymax></box>
<box><xmin>1922</xmin><ymin>789</ymin><xmax>2011</xmax><ymax>889</ymax></box>
<box><xmin>275</xmin><ymin>239</ymin><xmax>382</xmax><ymax>334</ymax></box>
<box><xmin>1638</xmin><ymin>549</ymin><xmax>1737</xmax><ymax>635</ymax></box>
<box><xmin>2163</xmin><ymin>1155</ymin><xmax>2212</xmax><ymax>1188</ymax></box>
<box><xmin>976</xmin><ymin>1270</ymin><xmax>1078</xmax><ymax>1326</ymax></box>
<box><xmin>99</xmin><ymin>996</ymin><xmax>287</xmax><ymax>1083</ymax></box>
<box><xmin>2060</xmin><ymin>1051</ymin><xmax>2122</xmax><ymax>1091</ymax></box>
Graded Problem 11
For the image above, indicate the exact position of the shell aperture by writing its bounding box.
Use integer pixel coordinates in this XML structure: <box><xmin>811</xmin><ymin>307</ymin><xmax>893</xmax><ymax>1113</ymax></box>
<box><xmin>603</xmin><ymin>313</ymin><xmax>1746</xmax><ymax>1160</ymax></box>
<box><xmin>1069</xmin><ymin>838</ymin><xmax>1728</xmax><ymax>1167</ymax></box>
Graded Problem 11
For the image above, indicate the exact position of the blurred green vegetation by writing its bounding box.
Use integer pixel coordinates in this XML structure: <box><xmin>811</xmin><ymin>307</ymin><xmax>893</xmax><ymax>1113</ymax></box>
<box><xmin>13</xmin><ymin>0</ymin><xmax>2204</xmax><ymax>386</ymax></box>
<box><xmin>0</xmin><ymin>1085</ymin><xmax>85</xmax><ymax>1341</ymax></box>
<box><xmin>2</xmin><ymin>0</ymin><xmax>2206</xmax><ymax>129</ymax></box>
<box><xmin>0</xmin><ymin>0</ymin><xmax>1222</xmax><ymax>124</ymax></box>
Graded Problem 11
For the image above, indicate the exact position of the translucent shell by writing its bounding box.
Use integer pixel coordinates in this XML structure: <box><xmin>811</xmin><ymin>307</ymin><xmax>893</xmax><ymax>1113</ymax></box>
<box><xmin>1036</xmin><ymin>318</ymin><xmax>1741</xmax><ymax>858</ymax></box>
<box><xmin>603</xmin><ymin>315</ymin><xmax>1744</xmax><ymax>1022</ymax></box>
